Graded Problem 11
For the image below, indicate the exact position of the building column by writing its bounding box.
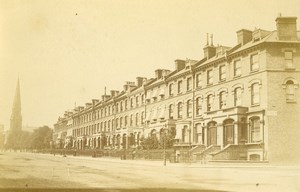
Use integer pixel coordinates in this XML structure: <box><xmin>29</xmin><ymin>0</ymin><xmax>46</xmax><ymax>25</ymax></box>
<box><xmin>204</xmin><ymin>126</ymin><xmax>207</xmax><ymax>146</ymax></box>
<box><xmin>234</xmin><ymin>122</ymin><xmax>238</xmax><ymax>145</ymax></box>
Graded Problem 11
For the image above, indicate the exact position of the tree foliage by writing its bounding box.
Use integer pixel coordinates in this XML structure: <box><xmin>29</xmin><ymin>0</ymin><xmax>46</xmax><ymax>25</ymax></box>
<box><xmin>5</xmin><ymin>126</ymin><xmax>53</xmax><ymax>150</ymax></box>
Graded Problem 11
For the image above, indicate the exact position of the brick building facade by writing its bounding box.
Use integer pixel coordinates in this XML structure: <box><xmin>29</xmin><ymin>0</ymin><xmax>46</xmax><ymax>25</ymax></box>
<box><xmin>53</xmin><ymin>16</ymin><xmax>300</xmax><ymax>163</ymax></box>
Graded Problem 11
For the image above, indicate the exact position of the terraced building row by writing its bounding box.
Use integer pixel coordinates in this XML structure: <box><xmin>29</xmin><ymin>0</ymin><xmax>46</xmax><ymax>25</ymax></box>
<box><xmin>53</xmin><ymin>16</ymin><xmax>300</xmax><ymax>163</ymax></box>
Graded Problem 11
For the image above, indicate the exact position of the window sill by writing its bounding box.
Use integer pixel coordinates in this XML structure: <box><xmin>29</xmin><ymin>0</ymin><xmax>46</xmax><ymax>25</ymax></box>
<box><xmin>233</xmin><ymin>75</ymin><xmax>241</xmax><ymax>79</ymax></box>
<box><xmin>250</xmin><ymin>69</ymin><xmax>259</xmax><ymax>73</ymax></box>
<box><xmin>286</xmin><ymin>100</ymin><xmax>297</xmax><ymax>103</ymax></box>
<box><xmin>285</xmin><ymin>67</ymin><xmax>296</xmax><ymax>71</ymax></box>
<box><xmin>206</xmin><ymin>83</ymin><xmax>213</xmax><ymax>87</ymax></box>
<box><xmin>219</xmin><ymin>79</ymin><xmax>226</xmax><ymax>83</ymax></box>
<box><xmin>250</xmin><ymin>104</ymin><xmax>260</xmax><ymax>107</ymax></box>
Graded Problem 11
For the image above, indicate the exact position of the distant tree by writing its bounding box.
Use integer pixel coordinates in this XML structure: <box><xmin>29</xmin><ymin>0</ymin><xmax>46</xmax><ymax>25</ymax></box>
<box><xmin>140</xmin><ymin>135</ymin><xmax>159</xmax><ymax>150</ymax></box>
<box><xmin>29</xmin><ymin>126</ymin><xmax>53</xmax><ymax>149</ymax></box>
<box><xmin>5</xmin><ymin>131</ymin><xmax>32</xmax><ymax>150</ymax></box>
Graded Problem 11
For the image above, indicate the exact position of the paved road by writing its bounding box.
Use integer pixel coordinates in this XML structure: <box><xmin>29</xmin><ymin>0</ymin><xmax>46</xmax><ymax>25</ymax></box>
<box><xmin>0</xmin><ymin>152</ymin><xmax>299</xmax><ymax>192</ymax></box>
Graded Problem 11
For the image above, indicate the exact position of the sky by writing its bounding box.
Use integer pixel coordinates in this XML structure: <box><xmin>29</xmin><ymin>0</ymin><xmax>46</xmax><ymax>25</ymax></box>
<box><xmin>1</xmin><ymin>0</ymin><xmax>300</xmax><ymax>130</ymax></box>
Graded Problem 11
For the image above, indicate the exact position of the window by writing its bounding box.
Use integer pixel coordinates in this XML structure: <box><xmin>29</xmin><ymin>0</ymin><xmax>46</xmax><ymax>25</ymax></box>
<box><xmin>115</xmin><ymin>119</ymin><xmax>118</xmax><ymax>129</ymax></box>
<box><xmin>234</xmin><ymin>87</ymin><xmax>242</xmax><ymax>106</ymax></box>
<box><xmin>250</xmin><ymin>117</ymin><xmax>261</xmax><ymax>143</ymax></box>
<box><xmin>141</xmin><ymin>111</ymin><xmax>145</xmax><ymax>125</ymax></box>
<box><xmin>124</xmin><ymin>100</ymin><xmax>128</xmax><ymax>110</ymax></box>
<box><xmin>207</xmin><ymin>94</ymin><xmax>213</xmax><ymax>112</ymax></box>
<box><xmin>130</xmin><ymin>114</ymin><xmax>133</xmax><ymax>126</ymax></box>
<box><xmin>141</xmin><ymin>94</ymin><xmax>145</xmax><ymax>104</ymax></box>
<box><xmin>251</xmin><ymin>83</ymin><xmax>260</xmax><ymax>105</ymax></box>
<box><xmin>169</xmin><ymin>104</ymin><xmax>174</xmax><ymax>119</ymax></box>
<box><xmin>196</xmin><ymin>73</ymin><xmax>202</xmax><ymax>88</ymax></box>
<box><xmin>169</xmin><ymin>84</ymin><xmax>174</xmax><ymax>97</ymax></box>
<box><xmin>120</xmin><ymin>102</ymin><xmax>123</xmax><ymax>112</ymax></box>
<box><xmin>250</xmin><ymin>54</ymin><xmax>259</xmax><ymax>71</ymax></box>
<box><xmin>178</xmin><ymin>80</ymin><xmax>183</xmax><ymax>94</ymax></box>
<box><xmin>219</xmin><ymin>91</ymin><xmax>226</xmax><ymax>109</ymax></box>
<box><xmin>285</xmin><ymin>51</ymin><xmax>293</xmax><ymax>69</ymax></box>
<box><xmin>223</xmin><ymin>119</ymin><xmax>234</xmax><ymax>146</ymax></box>
<box><xmin>286</xmin><ymin>80</ymin><xmax>296</xmax><ymax>102</ymax></box>
<box><xmin>177</xmin><ymin>102</ymin><xmax>183</xmax><ymax>118</ymax></box>
<box><xmin>136</xmin><ymin>96</ymin><xmax>139</xmax><ymax>107</ymax></box>
<box><xmin>219</xmin><ymin>65</ymin><xmax>226</xmax><ymax>81</ymax></box>
<box><xmin>187</xmin><ymin>100</ymin><xmax>192</xmax><ymax>117</ymax></box>
<box><xmin>135</xmin><ymin>113</ymin><xmax>139</xmax><ymax>126</ymax></box>
<box><xmin>234</xmin><ymin>60</ymin><xmax>241</xmax><ymax>77</ymax></box>
<box><xmin>196</xmin><ymin>97</ymin><xmax>202</xmax><ymax>115</ymax></box>
<box><xmin>108</xmin><ymin>120</ymin><xmax>111</xmax><ymax>130</ymax></box>
<box><xmin>207</xmin><ymin>69</ymin><xmax>213</xmax><ymax>85</ymax></box>
<box><xmin>125</xmin><ymin>116</ymin><xmax>128</xmax><ymax>126</ymax></box>
<box><xmin>108</xmin><ymin>106</ymin><xmax>111</xmax><ymax>115</ymax></box>
<box><xmin>130</xmin><ymin>98</ymin><xmax>134</xmax><ymax>108</ymax></box>
<box><xmin>115</xmin><ymin>104</ymin><xmax>118</xmax><ymax>113</ymax></box>
<box><xmin>119</xmin><ymin>117</ymin><xmax>123</xmax><ymax>128</ymax></box>
<box><xmin>187</xmin><ymin>77</ymin><xmax>192</xmax><ymax>91</ymax></box>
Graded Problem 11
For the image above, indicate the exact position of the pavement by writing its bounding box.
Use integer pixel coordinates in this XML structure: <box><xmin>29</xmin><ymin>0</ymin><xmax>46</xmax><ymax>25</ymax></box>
<box><xmin>0</xmin><ymin>152</ymin><xmax>300</xmax><ymax>192</ymax></box>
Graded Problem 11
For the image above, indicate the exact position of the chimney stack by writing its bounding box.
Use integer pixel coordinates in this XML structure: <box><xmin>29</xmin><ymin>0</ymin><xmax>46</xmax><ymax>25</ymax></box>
<box><xmin>174</xmin><ymin>59</ymin><xmax>186</xmax><ymax>71</ymax></box>
<box><xmin>236</xmin><ymin>29</ymin><xmax>253</xmax><ymax>45</ymax></box>
<box><xmin>110</xmin><ymin>90</ymin><xmax>119</xmax><ymax>97</ymax></box>
<box><xmin>155</xmin><ymin>69</ymin><xmax>163</xmax><ymax>79</ymax></box>
<box><xmin>136</xmin><ymin>77</ymin><xmax>146</xmax><ymax>87</ymax></box>
<box><xmin>276</xmin><ymin>16</ymin><xmax>298</xmax><ymax>41</ymax></box>
<box><xmin>203</xmin><ymin>33</ymin><xmax>216</xmax><ymax>59</ymax></box>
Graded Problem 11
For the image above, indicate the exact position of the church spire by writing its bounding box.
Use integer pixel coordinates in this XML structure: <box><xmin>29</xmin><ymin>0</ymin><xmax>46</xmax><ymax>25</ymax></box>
<box><xmin>10</xmin><ymin>78</ymin><xmax>22</xmax><ymax>133</ymax></box>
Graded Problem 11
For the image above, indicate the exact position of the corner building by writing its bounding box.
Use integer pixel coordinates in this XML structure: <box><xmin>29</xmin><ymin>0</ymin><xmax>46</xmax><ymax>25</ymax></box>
<box><xmin>53</xmin><ymin>16</ymin><xmax>300</xmax><ymax>163</ymax></box>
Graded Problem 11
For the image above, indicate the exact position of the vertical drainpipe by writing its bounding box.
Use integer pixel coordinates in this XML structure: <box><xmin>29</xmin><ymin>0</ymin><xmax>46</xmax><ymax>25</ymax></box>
<box><xmin>190</xmin><ymin>66</ymin><xmax>195</xmax><ymax>160</ymax></box>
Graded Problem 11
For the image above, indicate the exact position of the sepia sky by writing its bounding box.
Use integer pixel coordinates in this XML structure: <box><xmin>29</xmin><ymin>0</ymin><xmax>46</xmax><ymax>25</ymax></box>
<box><xmin>1</xmin><ymin>0</ymin><xmax>300</xmax><ymax>130</ymax></box>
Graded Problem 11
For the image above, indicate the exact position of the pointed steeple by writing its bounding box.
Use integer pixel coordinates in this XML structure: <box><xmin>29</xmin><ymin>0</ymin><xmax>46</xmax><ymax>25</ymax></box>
<box><xmin>10</xmin><ymin>78</ymin><xmax>22</xmax><ymax>133</ymax></box>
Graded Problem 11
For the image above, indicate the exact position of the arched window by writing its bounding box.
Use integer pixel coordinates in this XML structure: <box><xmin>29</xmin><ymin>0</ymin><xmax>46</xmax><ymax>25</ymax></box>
<box><xmin>130</xmin><ymin>98</ymin><xmax>134</xmax><ymax>108</ymax></box>
<box><xmin>286</xmin><ymin>80</ymin><xmax>296</xmax><ymax>102</ymax></box>
<box><xmin>207</xmin><ymin>121</ymin><xmax>217</xmax><ymax>146</ymax></box>
<box><xmin>169</xmin><ymin>104</ymin><xmax>174</xmax><ymax>119</ymax></box>
<box><xmin>219</xmin><ymin>91</ymin><xmax>226</xmax><ymax>109</ymax></box>
<box><xmin>141</xmin><ymin>111</ymin><xmax>145</xmax><ymax>125</ymax></box>
<box><xmin>169</xmin><ymin>84</ymin><xmax>174</xmax><ymax>97</ymax></box>
<box><xmin>141</xmin><ymin>94</ymin><xmax>145</xmax><ymax>104</ymax></box>
<box><xmin>187</xmin><ymin>100</ymin><xmax>192</xmax><ymax>117</ymax></box>
<box><xmin>120</xmin><ymin>101</ymin><xmax>123</xmax><ymax>112</ymax></box>
<box><xmin>125</xmin><ymin>116</ymin><xmax>128</xmax><ymax>126</ymax></box>
<box><xmin>234</xmin><ymin>87</ymin><xmax>242</xmax><ymax>106</ymax></box>
<box><xmin>250</xmin><ymin>117</ymin><xmax>261</xmax><ymax>143</ymax></box>
<box><xmin>136</xmin><ymin>96</ymin><xmax>139</xmax><ymax>106</ymax></box>
<box><xmin>223</xmin><ymin>119</ymin><xmax>234</xmax><ymax>146</ymax></box>
<box><xmin>130</xmin><ymin>114</ymin><xmax>133</xmax><ymax>126</ymax></box>
<box><xmin>196</xmin><ymin>97</ymin><xmax>202</xmax><ymax>115</ymax></box>
<box><xmin>135</xmin><ymin>113</ymin><xmax>139</xmax><ymax>126</ymax></box>
<box><xmin>115</xmin><ymin>104</ymin><xmax>119</xmax><ymax>113</ymax></box>
<box><xmin>124</xmin><ymin>100</ymin><xmax>128</xmax><ymax>110</ymax></box>
<box><xmin>207</xmin><ymin>94</ymin><xmax>214</xmax><ymax>112</ymax></box>
<box><xmin>177</xmin><ymin>102</ymin><xmax>183</xmax><ymax>118</ymax></box>
<box><xmin>120</xmin><ymin>117</ymin><xmax>123</xmax><ymax>128</ymax></box>
<box><xmin>115</xmin><ymin>119</ymin><xmax>118</xmax><ymax>129</ymax></box>
<box><xmin>178</xmin><ymin>80</ymin><xmax>183</xmax><ymax>94</ymax></box>
<box><xmin>251</xmin><ymin>83</ymin><xmax>260</xmax><ymax>105</ymax></box>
